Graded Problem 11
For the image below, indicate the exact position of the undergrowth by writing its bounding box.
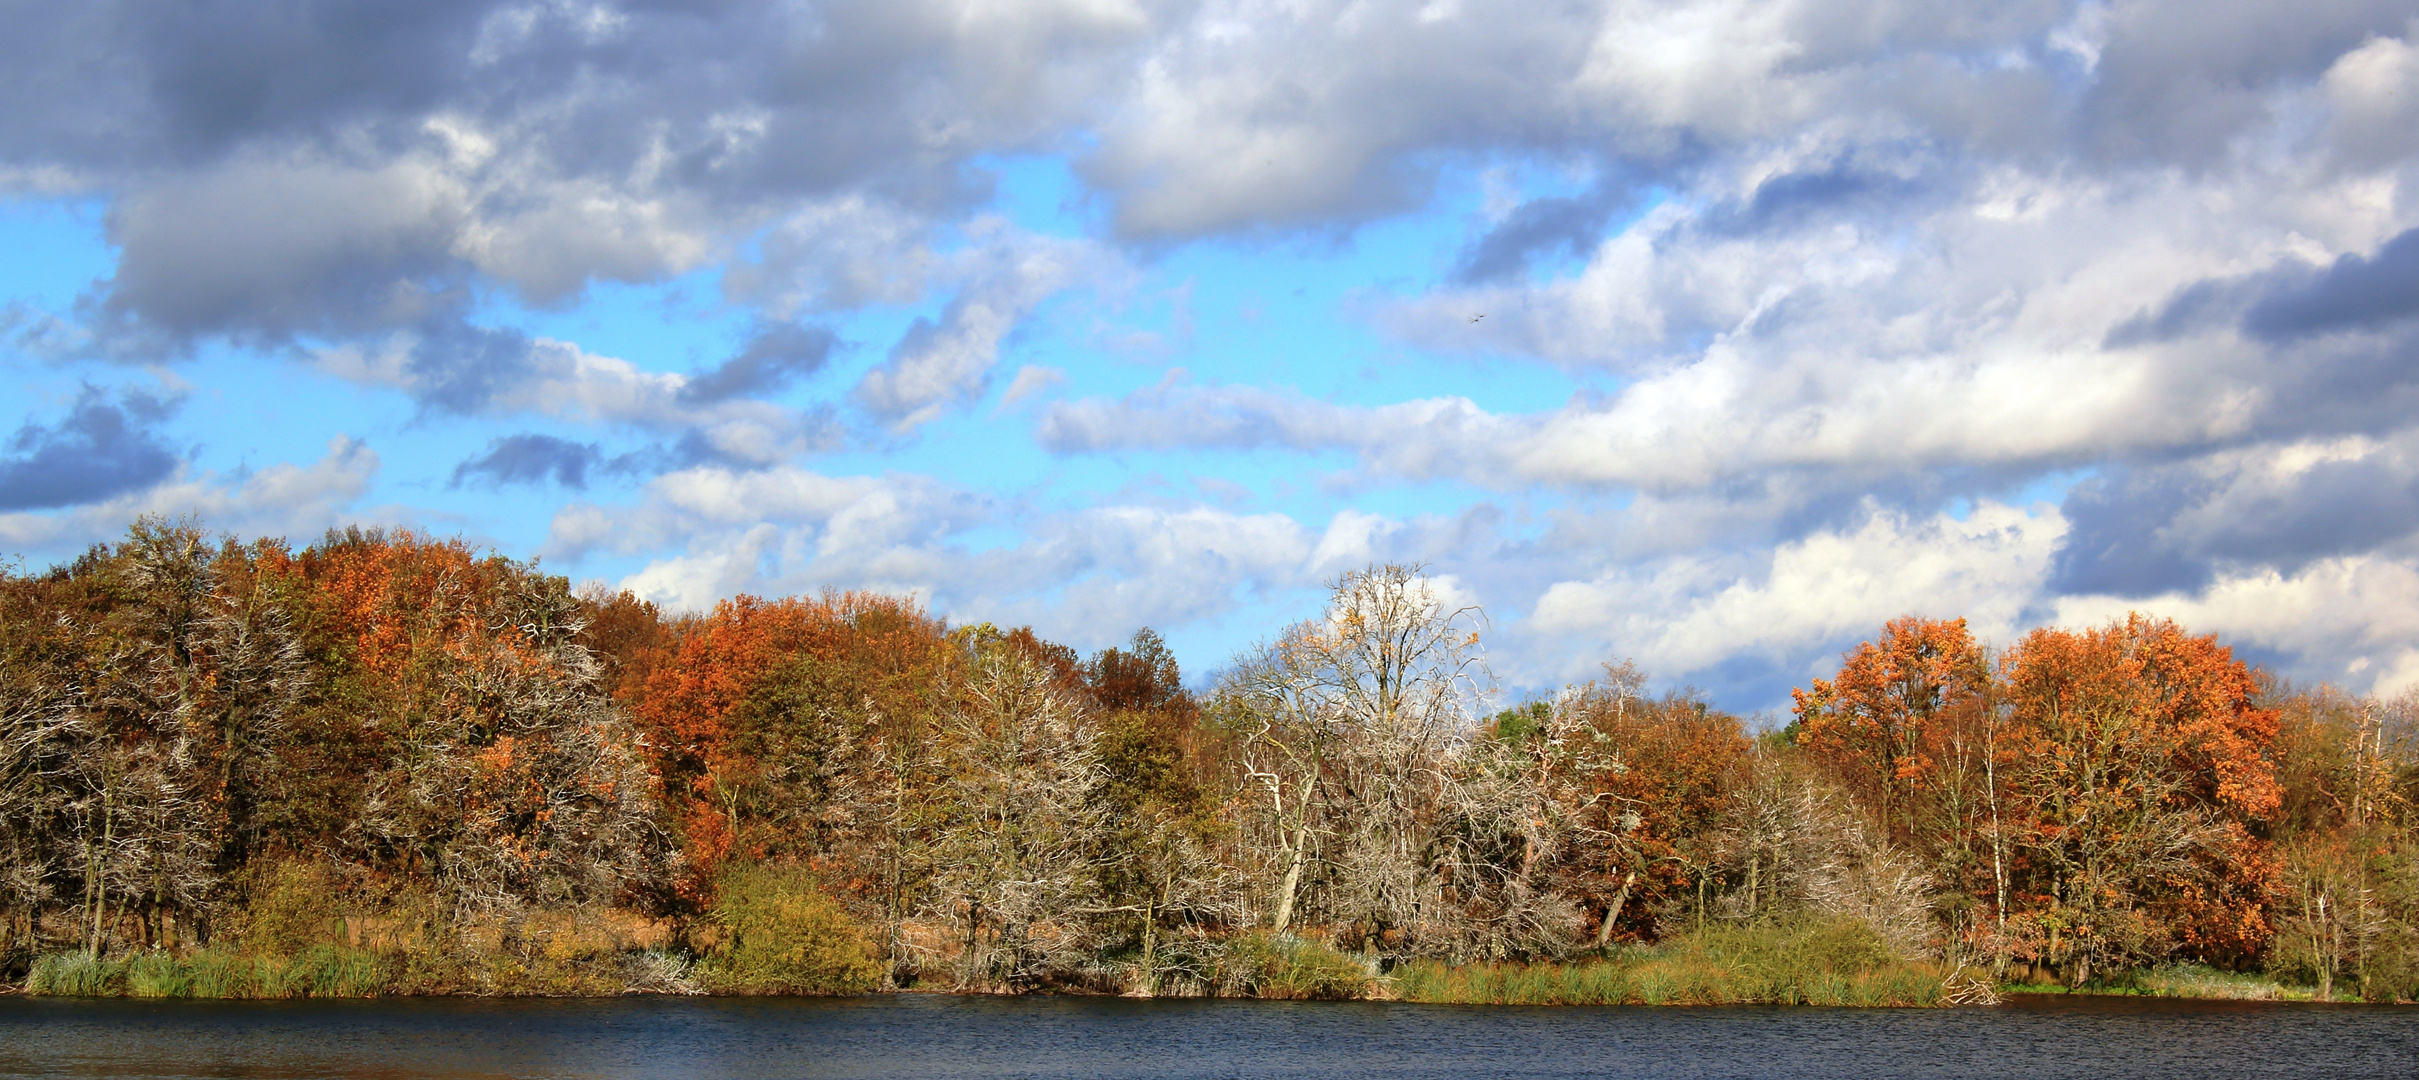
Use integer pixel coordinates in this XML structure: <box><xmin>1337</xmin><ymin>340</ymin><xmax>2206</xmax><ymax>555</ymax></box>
<box><xmin>1393</xmin><ymin>916</ymin><xmax>1945</xmax><ymax>1006</ymax></box>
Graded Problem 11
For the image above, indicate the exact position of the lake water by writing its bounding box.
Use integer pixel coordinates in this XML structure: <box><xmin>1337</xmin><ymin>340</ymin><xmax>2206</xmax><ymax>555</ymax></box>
<box><xmin>2</xmin><ymin>994</ymin><xmax>2412</xmax><ymax>1080</ymax></box>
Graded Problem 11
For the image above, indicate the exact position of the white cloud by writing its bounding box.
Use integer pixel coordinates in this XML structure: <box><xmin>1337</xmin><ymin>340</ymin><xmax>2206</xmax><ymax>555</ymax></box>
<box><xmin>1523</xmin><ymin>500</ymin><xmax>2064</xmax><ymax>688</ymax></box>
<box><xmin>852</xmin><ymin>222</ymin><xmax>1117</xmax><ymax>430</ymax></box>
<box><xmin>997</xmin><ymin>364</ymin><xmax>1068</xmax><ymax>409</ymax></box>
<box><xmin>547</xmin><ymin>464</ymin><xmax>1387</xmax><ymax>649</ymax></box>
<box><xmin>2054</xmin><ymin>556</ymin><xmax>2419</xmax><ymax>699</ymax></box>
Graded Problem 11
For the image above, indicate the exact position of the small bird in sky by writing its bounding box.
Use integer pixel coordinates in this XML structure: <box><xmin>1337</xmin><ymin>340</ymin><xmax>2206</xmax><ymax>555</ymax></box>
<box><xmin>1468</xmin><ymin>313</ymin><xmax>1485</xmax><ymax>323</ymax></box>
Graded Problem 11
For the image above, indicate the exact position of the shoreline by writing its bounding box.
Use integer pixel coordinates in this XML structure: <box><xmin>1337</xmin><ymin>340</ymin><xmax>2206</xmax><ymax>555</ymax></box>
<box><xmin>13</xmin><ymin>953</ymin><xmax>2401</xmax><ymax>1007</ymax></box>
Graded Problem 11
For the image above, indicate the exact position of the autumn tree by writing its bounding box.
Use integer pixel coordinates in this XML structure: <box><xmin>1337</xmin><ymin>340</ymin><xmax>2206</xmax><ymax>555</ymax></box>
<box><xmin>1792</xmin><ymin>616</ymin><xmax>1992</xmax><ymax>847</ymax></box>
<box><xmin>1544</xmin><ymin>666</ymin><xmax>1751</xmax><ymax>946</ymax></box>
<box><xmin>1996</xmin><ymin>614</ymin><xmax>2281</xmax><ymax>982</ymax></box>
<box><xmin>1082</xmin><ymin>629</ymin><xmax>1235</xmax><ymax>993</ymax></box>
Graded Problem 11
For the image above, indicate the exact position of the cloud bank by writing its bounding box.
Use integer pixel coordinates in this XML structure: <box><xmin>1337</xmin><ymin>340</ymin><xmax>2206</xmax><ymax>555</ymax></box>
<box><xmin>4</xmin><ymin>0</ymin><xmax>2417</xmax><ymax>704</ymax></box>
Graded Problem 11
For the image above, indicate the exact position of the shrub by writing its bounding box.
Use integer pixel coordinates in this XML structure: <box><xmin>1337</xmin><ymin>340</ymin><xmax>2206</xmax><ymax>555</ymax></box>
<box><xmin>700</xmin><ymin>863</ymin><xmax>882</xmax><ymax>995</ymax></box>
<box><xmin>236</xmin><ymin>860</ymin><xmax>343</xmax><ymax>956</ymax></box>
<box><xmin>1215</xmin><ymin>933</ymin><xmax>1372</xmax><ymax>1000</ymax></box>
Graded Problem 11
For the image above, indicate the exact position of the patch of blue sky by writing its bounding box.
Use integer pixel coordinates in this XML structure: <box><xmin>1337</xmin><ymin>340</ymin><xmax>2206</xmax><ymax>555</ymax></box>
<box><xmin>2009</xmin><ymin>465</ymin><xmax>2094</xmax><ymax>509</ymax></box>
<box><xmin>167</xmin><ymin>340</ymin><xmax>619</xmax><ymax>558</ymax></box>
<box><xmin>986</xmin><ymin>153</ymin><xmax>1593</xmax><ymax>413</ymax></box>
<box><xmin>0</xmin><ymin>197</ymin><xmax>111</xmax><ymax>313</ymax></box>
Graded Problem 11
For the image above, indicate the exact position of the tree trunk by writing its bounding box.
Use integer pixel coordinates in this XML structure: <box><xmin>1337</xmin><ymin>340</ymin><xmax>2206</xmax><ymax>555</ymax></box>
<box><xmin>1271</xmin><ymin>813</ymin><xmax>1313</xmax><ymax>932</ymax></box>
<box><xmin>87</xmin><ymin>782</ymin><xmax>115</xmax><ymax>958</ymax></box>
<box><xmin>1593</xmin><ymin>872</ymin><xmax>1636</xmax><ymax>949</ymax></box>
<box><xmin>1135</xmin><ymin>895</ymin><xmax>1159</xmax><ymax>998</ymax></box>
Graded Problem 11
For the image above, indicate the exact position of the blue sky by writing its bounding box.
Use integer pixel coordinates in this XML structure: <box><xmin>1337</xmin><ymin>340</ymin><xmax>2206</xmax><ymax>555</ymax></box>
<box><xmin>6</xmin><ymin>1</ymin><xmax>2419</xmax><ymax>710</ymax></box>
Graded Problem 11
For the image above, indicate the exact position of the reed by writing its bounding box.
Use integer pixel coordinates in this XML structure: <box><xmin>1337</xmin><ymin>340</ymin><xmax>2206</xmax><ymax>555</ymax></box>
<box><xmin>25</xmin><ymin>946</ymin><xmax>388</xmax><ymax>999</ymax></box>
<box><xmin>26</xmin><ymin>953</ymin><xmax>124</xmax><ymax>997</ymax></box>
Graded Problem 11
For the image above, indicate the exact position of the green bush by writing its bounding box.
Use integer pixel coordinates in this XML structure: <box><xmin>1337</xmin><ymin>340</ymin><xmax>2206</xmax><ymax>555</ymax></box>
<box><xmin>236</xmin><ymin>860</ymin><xmax>344</xmax><ymax>956</ymax></box>
<box><xmin>701</xmin><ymin>863</ymin><xmax>882</xmax><ymax>995</ymax></box>
<box><xmin>1215</xmin><ymin>933</ymin><xmax>1372</xmax><ymax>1000</ymax></box>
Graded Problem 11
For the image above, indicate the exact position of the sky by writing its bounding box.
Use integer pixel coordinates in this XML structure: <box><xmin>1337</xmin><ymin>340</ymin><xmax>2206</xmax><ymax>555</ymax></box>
<box><xmin>4</xmin><ymin>0</ymin><xmax>2419</xmax><ymax>713</ymax></box>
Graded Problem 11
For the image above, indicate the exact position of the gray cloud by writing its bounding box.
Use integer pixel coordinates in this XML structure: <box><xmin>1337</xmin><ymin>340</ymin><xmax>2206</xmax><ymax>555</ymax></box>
<box><xmin>1706</xmin><ymin>161</ymin><xmax>1932</xmax><ymax>235</ymax></box>
<box><xmin>15</xmin><ymin>1</ymin><xmax>1159</xmax><ymax>356</ymax></box>
<box><xmin>403</xmin><ymin>320</ymin><xmax>543</xmax><ymax>416</ymax></box>
<box><xmin>0</xmin><ymin>386</ymin><xmax>182</xmax><ymax>511</ymax></box>
<box><xmin>678</xmin><ymin>323</ymin><xmax>837</xmax><ymax>405</ymax></box>
<box><xmin>2046</xmin><ymin>468</ymin><xmax>2216</xmax><ymax>597</ymax></box>
<box><xmin>2126</xmin><ymin>226</ymin><xmax>2419</xmax><ymax>350</ymax></box>
<box><xmin>2076</xmin><ymin>0</ymin><xmax>2415</xmax><ymax>165</ymax></box>
<box><xmin>450</xmin><ymin>433</ymin><xmax>601</xmax><ymax>490</ymax></box>
<box><xmin>90</xmin><ymin>153</ymin><xmax>467</xmax><ymax>346</ymax></box>
<box><xmin>1451</xmin><ymin>177</ymin><xmax>1644</xmax><ymax>284</ymax></box>
<box><xmin>2246</xmin><ymin>227</ymin><xmax>2419</xmax><ymax>341</ymax></box>
<box><xmin>2051</xmin><ymin>440</ymin><xmax>2419</xmax><ymax>597</ymax></box>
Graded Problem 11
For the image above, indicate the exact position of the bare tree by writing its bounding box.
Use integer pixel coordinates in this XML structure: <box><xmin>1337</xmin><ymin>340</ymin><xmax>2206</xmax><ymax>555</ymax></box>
<box><xmin>1430</xmin><ymin>724</ymin><xmax>1584</xmax><ymax>960</ymax></box>
<box><xmin>920</xmin><ymin>647</ymin><xmax>1111</xmax><ymax>990</ymax></box>
<box><xmin>1220</xmin><ymin>564</ymin><xmax>1487</xmax><ymax>951</ymax></box>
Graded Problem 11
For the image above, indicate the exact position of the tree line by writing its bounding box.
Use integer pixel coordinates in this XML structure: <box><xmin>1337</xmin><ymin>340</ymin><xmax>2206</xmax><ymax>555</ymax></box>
<box><xmin>2</xmin><ymin>519</ymin><xmax>2414</xmax><ymax>999</ymax></box>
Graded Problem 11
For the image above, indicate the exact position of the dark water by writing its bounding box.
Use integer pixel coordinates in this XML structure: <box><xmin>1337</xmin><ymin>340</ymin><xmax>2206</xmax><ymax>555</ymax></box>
<box><xmin>2</xmin><ymin>994</ymin><xmax>2413</xmax><ymax>1080</ymax></box>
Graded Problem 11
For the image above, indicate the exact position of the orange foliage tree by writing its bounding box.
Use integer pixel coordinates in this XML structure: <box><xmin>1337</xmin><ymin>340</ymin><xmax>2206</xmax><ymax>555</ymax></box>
<box><xmin>1548</xmin><ymin>665</ymin><xmax>1752</xmax><ymax>944</ymax></box>
<box><xmin>1791</xmin><ymin>616</ymin><xmax>1991</xmax><ymax>847</ymax></box>
<box><xmin>1997</xmin><ymin>613</ymin><xmax>2281</xmax><ymax>979</ymax></box>
<box><xmin>621</xmin><ymin>591</ymin><xmax>950</xmax><ymax>901</ymax></box>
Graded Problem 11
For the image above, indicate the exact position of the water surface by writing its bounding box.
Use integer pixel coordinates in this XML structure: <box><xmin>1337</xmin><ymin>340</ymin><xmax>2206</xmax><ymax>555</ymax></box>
<box><xmin>3</xmin><ymin>993</ymin><xmax>2410</xmax><ymax>1079</ymax></box>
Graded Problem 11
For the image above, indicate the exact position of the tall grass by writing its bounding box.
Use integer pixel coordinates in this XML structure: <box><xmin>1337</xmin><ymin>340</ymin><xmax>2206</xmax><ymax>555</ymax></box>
<box><xmin>2134</xmin><ymin>964</ymin><xmax>2286</xmax><ymax>1000</ymax></box>
<box><xmin>1393</xmin><ymin>915</ymin><xmax>1947</xmax><ymax>1007</ymax></box>
<box><xmin>26</xmin><ymin>954</ymin><xmax>124</xmax><ymax>996</ymax></box>
<box><xmin>26</xmin><ymin>946</ymin><xmax>389</xmax><ymax>999</ymax></box>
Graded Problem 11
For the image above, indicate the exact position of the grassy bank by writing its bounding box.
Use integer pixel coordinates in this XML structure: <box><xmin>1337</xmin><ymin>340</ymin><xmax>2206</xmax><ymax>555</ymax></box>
<box><xmin>28</xmin><ymin>947</ymin><xmax>389</xmax><ymax>999</ymax></box>
<box><xmin>13</xmin><ymin>907</ymin><xmax>2373</xmax><ymax>1005</ymax></box>
<box><xmin>18</xmin><ymin>943</ymin><xmax>711</xmax><ymax>999</ymax></box>
<box><xmin>1392</xmin><ymin>917</ymin><xmax>1952</xmax><ymax>1007</ymax></box>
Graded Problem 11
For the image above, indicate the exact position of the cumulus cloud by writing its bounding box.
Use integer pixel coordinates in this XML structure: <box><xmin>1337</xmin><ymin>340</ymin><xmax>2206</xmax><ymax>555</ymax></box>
<box><xmin>853</xmin><ymin>224</ymin><xmax>1114</xmax><ymax>430</ymax></box>
<box><xmin>2055</xmin><ymin>555</ymin><xmax>2419</xmax><ymax>699</ymax></box>
<box><xmin>1521</xmin><ymin>500</ymin><xmax>2064</xmax><ymax>697</ymax></box>
<box><xmin>10</xmin><ymin>0</ymin><xmax>2419</xmax><ymax>705</ymax></box>
<box><xmin>545</xmin><ymin>463</ymin><xmax>1459</xmax><ymax>651</ymax></box>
